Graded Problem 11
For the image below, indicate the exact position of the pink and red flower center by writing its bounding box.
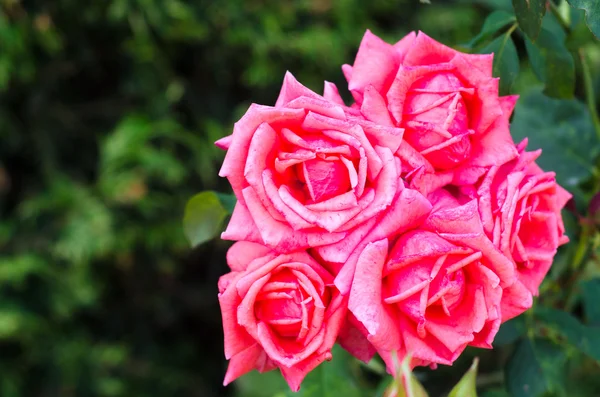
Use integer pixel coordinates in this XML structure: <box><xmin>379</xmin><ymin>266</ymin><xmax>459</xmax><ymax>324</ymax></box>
<box><xmin>297</xmin><ymin>158</ymin><xmax>351</xmax><ymax>202</ymax></box>
<box><xmin>274</xmin><ymin>129</ymin><xmax>364</xmax><ymax>205</ymax></box>
<box><xmin>254</xmin><ymin>267</ymin><xmax>329</xmax><ymax>341</ymax></box>
<box><xmin>383</xmin><ymin>251</ymin><xmax>482</xmax><ymax>337</ymax></box>
<box><xmin>402</xmin><ymin>72</ymin><xmax>474</xmax><ymax>170</ymax></box>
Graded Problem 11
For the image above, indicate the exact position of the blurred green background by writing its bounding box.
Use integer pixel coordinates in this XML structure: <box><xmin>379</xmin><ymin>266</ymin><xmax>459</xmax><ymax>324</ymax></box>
<box><xmin>0</xmin><ymin>0</ymin><xmax>592</xmax><ymax>396</ymax></box>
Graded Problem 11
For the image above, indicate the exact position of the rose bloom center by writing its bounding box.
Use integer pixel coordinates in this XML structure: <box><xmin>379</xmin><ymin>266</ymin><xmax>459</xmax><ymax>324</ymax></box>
<box><xmin>403</xmin><ymin>72</ymin><xmax>473</xmax><ymax>170</ymax></box>
<box><xmin>275</xmin><ymin>130</ymin><xmax>361</xmax><ymax>205</ymax></box>
<box><xmin>382</xmin><ymin>251</ymin><xmax>483</xmax><ymax>337</ymax></box>
<box><xmin>253</xmin><ymin>267</ymin><xmax>329</xmax><ymax>340</ymax></box>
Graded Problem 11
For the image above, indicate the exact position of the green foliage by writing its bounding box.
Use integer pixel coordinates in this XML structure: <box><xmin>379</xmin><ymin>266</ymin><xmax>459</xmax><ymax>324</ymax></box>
<box><xmin>448</xmin><ymin>359</ymin><xmax>479</xmax><ymax>397</ymax></box>
<box><xmin>233</xmin><ymin>345</ymin><xmax>367</xmax><ymax>397</ymax></box>
<box><xmin>493</xmin><ymin>316</ymin><xmax>526</xmax><ymax>347</ymax></box>
<box><xmin>285</xmin><ymin>345</ymin><xmax>367</xmax><ymax>397</ymax></box>
<box><xmin>232</xmin><ymin>370</ymin><xmax>289</xmax><ymax>397</ymax></box>
<box><xmin>481</xmin><ymin>391</ymin><xmax>510</xmax><ymax>397</ymax></box>
<box><xmin>183</xmin><ymin>191</ymin><xmax>230</xmax><ymax>247</ymax></box>
<box><xmin>512</xmin><ymin>0</ymin><xmax>546</xmax><ymax>41</ymax></box>
<box><xmin>567</xmin><ymin>0</ymin><xmax>600</xmax><ymax>38</ymax></box>
<box><xmin>535</xmin><ymin>307</ymin><xmax>600</xmax><ymax>363</ymax></box>
<box><xmin>510</xmin><ymin>88</ymin><xmax>599</xmax><ymax>190</ymax></box>
<box><xmin>525</xmin><ymin>26</ymin><xmax>575</xmax><ymax>98</ymax></box>
<box><xmin>580</xmin><ymin>278</ymin><xmax>600</xmax><ymax>325</ymax></box>
<box><xmin>465</xmin><ymin>11</ymin><xmax>516</xmax><ymax>48</ymax></box>
<box><xmin>506</xmin><ymin>338</ymin><xmax>567</xmax><ymax>397</ymax></box>
<box><xmin>479</xmin><ymin>28</ymin><xmax>520</xmax><ymax>94</ymax></box>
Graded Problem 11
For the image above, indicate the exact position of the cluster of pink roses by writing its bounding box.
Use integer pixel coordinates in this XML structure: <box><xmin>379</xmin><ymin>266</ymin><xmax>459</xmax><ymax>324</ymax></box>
<box><xmin>215</xmin><ymin>31</ymin><xmax>571</xmax><ymax>391</ymax></box>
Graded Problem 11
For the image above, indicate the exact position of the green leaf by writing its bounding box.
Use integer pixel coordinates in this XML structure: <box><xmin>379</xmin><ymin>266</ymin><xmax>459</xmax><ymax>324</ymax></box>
<box><xmin>234</xmin><ymin>370</ymin><xmax>289</xmax><ymax>397</ymax></box>
<box><xmin>448</xmin><ymin>358</ymin><xmax>478</xmax><ymax>397</ymax></box>
<box><xmin>512</xmin><ymin>0</ymin><xmax>546</xmax><ymax>41</ymax></box>
<box><xmin>216</xmin><ymin>192</ymin><xmax>237</xmax><ymax>214</ymax></box>
<box><xmin>581</xmin><ymin>278</ymin><xmax>600</xmax><ymax>325</ymax></box>
<box><xmin>479</xmin><ymin>31</ymin><xmax>520</xmax><ymax>94</ymax></box>
<box><xmin>510</xmin><ymin>88</ymin><xmax>599</xmax><ymax>190</ymax></box>
<box><xmin>0</xmin><ymin>308</ymin><xmax>37</xmax><ymax>339</ymax></box>
<box><xmin>183</xmin><ymin>191</ymin><xmax>228</xmax><ymax>247</ymax></box>
<box><xmin>466</xmin><ymin>11</ymin><xmax>516</xmax><ymax>48</ymax></box>
<box><xmin>480</xmin><ymin>390</ymin><xmax>510</xmax><ymax>397</ymax></box>
<box><xmin>566</xmin><ymin>0</ymin><xmax>600</xmax><ymax>38</ymax></box>
<box><xmin>524</xmin><ymin>28</ymin><xmax>575</xmax><ymax>99</ymax></box>
<box><xmin>0</xmin><ymin>255</ymin><xmax>47</xmax><ymax>287</ymax></box>
<box><xmin>285</xmin><ymin>345</ymin><xmax>365</xmax><ymax>397</ymax></box>
<box><xmin>505</xmin><ymin>338</ymin><xmax>567</xmax><ymax>397</ymax></box>
<box><xmin>493</xmin><ymin>315</ymin><xmax>526</xmax><ymax>347</ymax></box>
<box><xmin>535</xmin><ymin>306</ymin><xmax>600</xmax><ymax>363</ymax></box>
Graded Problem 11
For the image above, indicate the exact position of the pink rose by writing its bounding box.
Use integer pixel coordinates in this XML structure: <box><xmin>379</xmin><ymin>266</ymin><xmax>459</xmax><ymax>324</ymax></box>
<box><xmin>218</xmin><ymin>241</ymin><xmax>346</xmax><ymax>391</ymax></box>
<box><xmin>218</xmin><ymin>72</ymin><xmax>432</xmax><ymax>281</ymax></box>
<box><xmin>347</xmin><ymin>192</ymin><xmax>515</xmax><ymax>369</ymax></box>
<box><xmin>468</xmin><ymin>140</ymin><xmax>572</xmax><ymax>320</ymax></box>
<box><xmin>343</xmin><ymin>30</ymin><xmax>518</xmax><ymax>189</ymax></box>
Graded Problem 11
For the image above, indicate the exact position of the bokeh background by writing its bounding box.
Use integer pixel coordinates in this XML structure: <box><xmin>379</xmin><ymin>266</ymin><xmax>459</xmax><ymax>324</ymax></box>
<box><xmin>1</xmin><ymin>0</ymin><xmax>598</xmax><ymax>396</ymax></box>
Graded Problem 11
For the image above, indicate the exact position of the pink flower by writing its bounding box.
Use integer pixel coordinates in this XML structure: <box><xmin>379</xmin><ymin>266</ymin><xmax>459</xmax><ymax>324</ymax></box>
<box><xmin>218</xmin><ymin>72</ymin><xmax>432</xmax><ymax>287</ymax></box>
<box><xmin>343</xmin><ymin>30</ymin><xmax>518</xmax><ymax>190</ymax></box>
<box><xmin>347</xmin><ymin>191</ymin><xmax>515</xmax><ymax>369</ymax></box>
<box><xmin>218</xmin><ymin>241</ymin><xmax>346</xmax><ymax>391</ymax></box>
<box><xmin>467</xmin><ymin>140</ymin><xmax>572</xmax><ymax>320</ymax></box>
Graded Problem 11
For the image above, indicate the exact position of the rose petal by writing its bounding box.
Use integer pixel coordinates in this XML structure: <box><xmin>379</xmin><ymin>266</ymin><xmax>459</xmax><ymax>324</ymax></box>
<box><xmin>257</xmin><ymin>322</ymin><xmax>325</xmax><ymax>368</ymax></box>
<box><xmin>219</xmin><ymin>272</ymin><xmax>259</xmax><ymax>360</ymax></box>
<box><xmin>215</xmin><ymin>135</ymin><xmax>232</xmax><ymax>150</ymax></box>
<box><xmin>227</xmin><ymin>241</ymin><xmax>274</xmax><ymax>272</ymax></box>
<box><xmin>221</xmin><ymin>202</ymin><xmax>263</xmax><ymax>243</ymax></box>
<box><xmin>396</xmin><ymin>141</ymin><xmax>434</xmax><ymax>174</ymax></box>
<box><xmin>337</xmin><ymin>314</ymin><xmax>377</xmax><ymax>363</ymax></box>
<box><xmin>242</xmin><ymin>187</ymin><xmax>346</xmax><ymax>251</ymax></box>
<box><xmin>387</xmin><ymin>63</ymin><xmax>455</xmax><ymax>125</ymax></box>
<box><xmin>353</xmin><ymin>119</ymin><xmax>405</xmax><ymax>154</ymax></box>
<box><xmin>237</xmin><ymin>273</ymin><xmax>272</xmax><ymax>340</ymax></box>
<box><xmin>286</xmin><ymin>96</ymin><xmax>346</xmax><ymax>120</ymax></box>
<box><xmin>347</xmin><ymin>30</ymin><xmax>399</xmax><ymax>98</ymax></box>
<box><xmin>425</xmin><ymin>200</ymin><xmax>515</xmax><ymax>287</ymax></box>
<box><xmin>361</xmin><ymin>85</ymin><xmax>394</xmax><ymax>126</ymax></box>
<box><xmin>276</xmin><ymin>72</ymin><xmax>324</xmax><ymax>108</ymax></box>
<box><xmin>316</xmin><ymin>216</ymin><xmax>378</xmax><ymax>266</ymax></box>
<box><xmin>337</xmin><ymin>146</ymin><xmax>397</xmax><ymax>231</ymax></box>
<box><xmin>349</xmin><ymin>239</ymin><xmax>403</xmax><ymax>353</ymax></box>
<box><xmin>304</xmin><ymin>191</ymin><xmax>358</xmax><ymax>211</ymax></box>
<box><xmin>220</xmin><ymin>104</ymin><xmax>305</xmax><ymax>198</ymax></box>
<box><xmin>323</xmin><ymin>81</ymin><xmax>346</xmax><ymax>105</ymax></box>
<box><xmin>403</xmin><ymin>31</ymin><xmax>460</xmax><ymax>66</ymax></box>
<box><xmin>279</xmin><ymin>351</ymin><xmax>333</xmax><ymax>392</ymax></box>
<box><xmin>500</xmin><ymin>280</ymin><xmax>533</xmax><ymax>321</ymax></box>
<box><xmin>336</xmin><ymin>187</ymin><xmax>432</xmax><ymax>295</ymax></box>
<box><xmin>393</xmin><ymin>31</ymin><xmax>417</xmax><ymax>62</ymax></box>
<box><xmin>223</xmin><ymin>343</ymin><xmax>266</xmax><ymax>386</ymax></box>
<box><xmin>244</xmin><ymin>123</ymin><xmax>288</xmax><ymax>223</ymax></box>
<box><xmin>279</xmin><ymin>184</ymin><xmax>373</xmax><ymax>232</ymax></box>
<box><xmin>400</xmin><ymin>315</ymin><xmax>456</xmax><ymax>365</ymax></box>
<box><xmin>261</xmin><ymin>170</ymin><xmax>315</xmax><ymax>230</ymax></box>
<box><xmin>470</xmin><ymin>317</ymin><xmax>501</xmax><ymax>348</ymax></box>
